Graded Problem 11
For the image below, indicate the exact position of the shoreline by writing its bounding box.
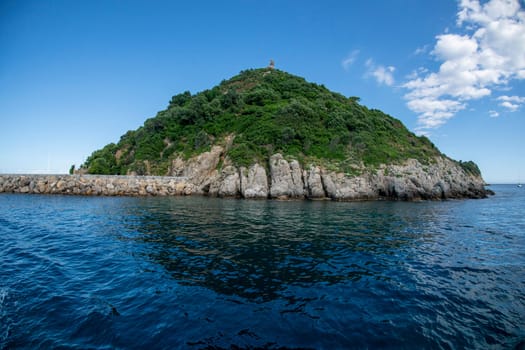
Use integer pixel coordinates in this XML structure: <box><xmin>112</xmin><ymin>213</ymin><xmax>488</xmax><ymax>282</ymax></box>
<box><xmin>0</xmin><ymin>174</ymin><xmax>491</xmax><ymax>201</ymax></box>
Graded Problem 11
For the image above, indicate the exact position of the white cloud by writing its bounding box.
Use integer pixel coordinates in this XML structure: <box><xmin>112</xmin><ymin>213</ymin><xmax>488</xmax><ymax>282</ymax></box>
<box><xmin>497</xmin><ymin>95</ymin><xmax>525</xmax><ymax>103</ymax></box>
<box><xmin>372</xmin><ymin>66</ymin><xmax>395</xmax><ymax>86</ymax></box>
<box><xmin>406</xmin><ymin>67</ymin><xmax>429</xmax><ymax>80</ymax></box>
<box><xmin>366</xmin><ymin>59</ymin><xmax>395</xmax><ymax>86</ymax></box>
<box><xmin>497</xmin><ymin>95</ymin><xmax>525</xmax><ymax>111</ymax></box>
<box><xmin>489</xmin><ymin>110</ymin><xmax>500</xmax><ymax>117</ymax></box>
<box><xmin>407</xmin><ymin>98</ymin><xmax>465</xmax><ymax>128</ymax></box>
<box><xmin>414</xmin><ymin>45</ymin><xmax>430</xmax><ymax>55</ymax></box>
<box><xmin>499</xmin><ymin>101</ymin><xmax>519</xmax><ymax>110</ymax></box>
<box><xmin>433</xmin><ymin>34</ymin><xmax>478</xmax><ymax>60</ymax></box>
<box><xmin>404</xmin><ymin>0</ymin><xmax>525</xmax><ymax>132</ymax></box>
<box><xmin>341</xmin><ymin>50</ymin><xmax>360</xmax><ymax>71</ymax></box>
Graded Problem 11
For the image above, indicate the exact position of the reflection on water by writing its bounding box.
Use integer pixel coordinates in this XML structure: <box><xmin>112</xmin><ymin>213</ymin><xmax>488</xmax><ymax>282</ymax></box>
<box><xmin>119</xmin><ymin>198</ymin><xmax>431</xmax><ymax>302</ymax></box>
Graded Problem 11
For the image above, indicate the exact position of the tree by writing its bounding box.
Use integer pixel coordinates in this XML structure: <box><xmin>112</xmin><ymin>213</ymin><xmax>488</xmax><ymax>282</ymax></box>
<box><xmin>169</xmin><ymin>91</ymin><xmax>191</xmax><ymax>108</ymax></box>
<box><xmin>88</xmin><ymin>158</ymin><xmax>110</xmax><ymax>174</ymax></box>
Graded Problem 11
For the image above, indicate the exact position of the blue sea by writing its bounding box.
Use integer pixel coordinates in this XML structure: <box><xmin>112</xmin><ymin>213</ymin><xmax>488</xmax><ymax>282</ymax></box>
<box><xmin>1</xmin><ymin>185</ymin><xmax>524</xmax><ymax>349</ymax></box>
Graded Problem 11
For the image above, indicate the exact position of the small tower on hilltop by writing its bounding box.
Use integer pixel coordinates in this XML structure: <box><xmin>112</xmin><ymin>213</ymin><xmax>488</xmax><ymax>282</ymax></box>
<box><xmin>268</xmin><ymin>59</ymin><xmax>275</xmax><ymax>70</ymax></box>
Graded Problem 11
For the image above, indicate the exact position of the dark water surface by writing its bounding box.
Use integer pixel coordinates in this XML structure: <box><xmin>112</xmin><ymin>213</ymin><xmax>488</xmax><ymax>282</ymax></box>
<box><xmin>1</xmin><ymin>185</ymin><xmax>524</xmax><ymax>349</ymax></box>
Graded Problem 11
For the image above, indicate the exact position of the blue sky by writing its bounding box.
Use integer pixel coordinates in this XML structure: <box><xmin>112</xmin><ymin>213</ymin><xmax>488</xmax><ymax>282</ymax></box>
<box><xmin>1</xmin><ymin>0</ymin><xmax>524</xmax><ymax>183</ymax></box>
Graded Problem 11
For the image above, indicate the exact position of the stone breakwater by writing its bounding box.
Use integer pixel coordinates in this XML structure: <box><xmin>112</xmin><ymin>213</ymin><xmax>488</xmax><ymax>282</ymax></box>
<box><xmin>0</xmin><ymin>150</ymin><xmax>491</xmax><ymax>201</ymax></box>
<box><xmin>0</xmin><ymin>175</ymin><xmax>188</xmax><ymax>196</ymax></box>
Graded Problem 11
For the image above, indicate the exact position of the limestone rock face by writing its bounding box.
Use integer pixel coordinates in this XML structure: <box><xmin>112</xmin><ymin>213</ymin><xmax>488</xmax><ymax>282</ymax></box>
<box><xmin>373</xmin><ymin>157</ymin><xmax>489</xmax><ymax>200</ymax></box>
<box><xmin>320</xmin><ymin>171</ymin><xmax>376</xmax><ymax>200</ymax></box>
<box><xmin>289</xmin><ymin>160</ymin><xmax>305</xmax><ymax>197</ymax></box>
<box><xmin>305</xmin><ymin>165</ymin><xmax>325</xmax><ymax>199</ymax></box>
<box><xmin>269</xmin><ymin>154</ymin><xmax>304</xmax><ymax>199</ymax></box>
<box><xmin>240</xmin><ymin>164</ymin><xmax>268</xmax><ymax>199</ymax></box>
<box><xmin>170</xmin><ymin>145</ymin><xmax>224</xmax><ymax>195</ymax></box>
<box><xmin>218</xmin><ymin>165</ymin><xmax>241</xmax><ymax>197</ymax></box>
<box><xmin>313</xmin><ymin>156</ymin><xmax>490</xmax><ymax>201</ymax></box>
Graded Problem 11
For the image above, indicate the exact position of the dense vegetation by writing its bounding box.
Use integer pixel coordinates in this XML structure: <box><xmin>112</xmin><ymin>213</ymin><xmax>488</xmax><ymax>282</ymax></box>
<box><xmin>81</xmin><ymin>68</ymin><xmax>443</xmax><ymax>175</ymax></box>
<box><xmin>458</xmin><ymin>160</ymin><xmax>482</xmax><ymax>177</ymax></box>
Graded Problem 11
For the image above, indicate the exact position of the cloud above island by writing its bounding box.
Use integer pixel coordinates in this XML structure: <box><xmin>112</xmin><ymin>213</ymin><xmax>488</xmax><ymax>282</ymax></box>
<box><xmin>366</xmin><ymin>59</ymin><xmax>396</xmax><ymax>86</ymax></box>
<box><xmin>403</xmin><ymin>0</ymin><xmax>525</xmax><ymax>133</ymax></box>
<box><xmin>341</xmin><ymin>51</ymin><xmax>396</xmax><ymax>86</ymax></box>
<box><xmin>341</xmin><ymin>50</ymin><xmax>360</xmax><ymax>71</ymax></box>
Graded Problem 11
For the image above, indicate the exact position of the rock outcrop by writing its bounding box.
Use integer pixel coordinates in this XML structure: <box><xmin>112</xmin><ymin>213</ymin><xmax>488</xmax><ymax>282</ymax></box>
<box><xmin>269</xmin><ymin>154</ymin><xmax>305</xmax><ymax>199</ymax></box>
<box><xmin>240</xmin><ymin>164</ymin><xmax>269</xmax><ymax>199</ymax></box>
<box><xmin>217</xmin><ymin>165</ymin><xmax>241</xmax><ymax>197</ymax></box>
<box><xmin>170</xmin><ymin>145</ymin><xmax>224</xmax><ymax>195</ymax></box>
<box><xmin>304</xmin><ymin>165</ymin><xmax>325</xmax><ymax>199</ymax></box>
<box><xmin>0</xmin><ymin>153</ymin><xmax>491</xmax><ymax>200</ymax></box>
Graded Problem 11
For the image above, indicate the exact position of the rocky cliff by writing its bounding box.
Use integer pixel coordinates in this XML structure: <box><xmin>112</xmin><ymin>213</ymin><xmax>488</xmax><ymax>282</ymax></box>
<box><xmin>164</xmin><ymin>145</ymin><xmax>489</xmax><ymax>200</ymax></box>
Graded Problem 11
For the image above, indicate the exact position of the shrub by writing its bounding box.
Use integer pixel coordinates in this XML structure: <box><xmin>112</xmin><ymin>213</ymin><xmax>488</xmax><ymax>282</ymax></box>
<box><xmin>459</xmin><ymin>160</ymin><xmax>481</xmax><ymax>177</ymax></box>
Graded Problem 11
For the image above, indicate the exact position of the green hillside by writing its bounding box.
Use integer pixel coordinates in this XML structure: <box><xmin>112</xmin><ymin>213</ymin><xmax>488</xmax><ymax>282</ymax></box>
<box><xmin>81</xmin><ymin>68</ymin><xmax>442</xmax><ymax>175</ymax></box>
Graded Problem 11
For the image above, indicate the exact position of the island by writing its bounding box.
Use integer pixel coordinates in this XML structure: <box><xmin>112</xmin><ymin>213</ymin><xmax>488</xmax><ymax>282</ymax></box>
<box><xmin>0</xmin><ymin>68</ymin><xmax>492</xmax><ymax>200</ymax></box>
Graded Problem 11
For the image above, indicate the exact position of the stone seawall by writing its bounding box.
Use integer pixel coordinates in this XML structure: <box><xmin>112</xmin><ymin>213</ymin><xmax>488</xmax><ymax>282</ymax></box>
<box><xmin>0</xmin><ymin>174</ymin><xmax>188</xmax><ymax>196</ymax></box>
